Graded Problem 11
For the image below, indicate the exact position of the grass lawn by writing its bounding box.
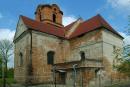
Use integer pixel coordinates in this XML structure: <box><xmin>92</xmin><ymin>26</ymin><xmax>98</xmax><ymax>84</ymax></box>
<box><xmin>0</xmin><ymin>78</ymin><xmax>15</xmax><ymax>86</ymax></box>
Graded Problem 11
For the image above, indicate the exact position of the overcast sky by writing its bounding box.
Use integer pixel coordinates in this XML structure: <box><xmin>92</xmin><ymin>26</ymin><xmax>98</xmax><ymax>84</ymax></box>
<box><xmin>0</xmin><ymin>0</ymin><xmax>130</xmax><ymax>67</ymax></box>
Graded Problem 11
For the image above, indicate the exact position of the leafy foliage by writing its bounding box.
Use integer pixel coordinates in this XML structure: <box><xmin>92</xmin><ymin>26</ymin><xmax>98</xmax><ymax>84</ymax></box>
<box><xmin>114</xmin><ymin>16</ymin><xmax>130</xmax><ymax>77</ymax></box>
<box><xmin>113</xmin><ymin>46</ymin><xmax>123</xmax><ymax>69</ymax></box>
<box><xmin>123</xmin><ymin>45</ymin><xmax>130</xmax><ymax>60</ymax></box>
<box><xmin>115</xmin><ymin>44</ymin><xmax>130</xmax><ymax>77</ymax></box>
<box><xmin>7</xmin><ymin>68</ymin><xmax>14</xmax><ymax>78</ymax></box>
<box><xmin>117</xmin><ymin>60</ymin><xmax>130</xmax><ymax>77</ymax></box>
<box><xmin>0</xmin><ymin>54</ymin><xmax>2</xmax><ymax>78</ymax></box>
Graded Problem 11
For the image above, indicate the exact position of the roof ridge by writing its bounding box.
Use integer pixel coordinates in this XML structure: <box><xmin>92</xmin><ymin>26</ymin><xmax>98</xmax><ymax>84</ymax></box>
<box><xmin>96</xmin><ymin>14</ymin><xmax>104</xmax><ymax>26</ymax></box>
<box><xmin>83</xmin><ymin>14</ymin><xmax>100</xmax><ymax>23</ymax></box>
<box><xmin>65</xmin><ymin>18</ymin><xmax>83</xmax><ymax>38</ymax></box>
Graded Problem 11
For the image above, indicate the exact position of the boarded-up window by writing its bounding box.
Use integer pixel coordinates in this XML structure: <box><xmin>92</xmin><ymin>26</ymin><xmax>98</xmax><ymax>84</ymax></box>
<box><xmin>53</xmin><ymin>14</ymin><xmax>56</xmax><ymax>22</ymax></box>
<box><xmin>47</xmin><ymin>51</ymin><xmax>55</xmax><ymax>65</ymax></box>
<box><xmin>80</xmin><ymin>51</ymin><xmax>85</xmax><ymax>60</ymax></box>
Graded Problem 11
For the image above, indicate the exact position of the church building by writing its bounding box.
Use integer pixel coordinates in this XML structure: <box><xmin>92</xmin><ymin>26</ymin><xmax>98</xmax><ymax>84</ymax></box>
<box><xmin>13</xmin><ymin>4</ymin><xmax>123</xmax><ymax>87</ymax></box>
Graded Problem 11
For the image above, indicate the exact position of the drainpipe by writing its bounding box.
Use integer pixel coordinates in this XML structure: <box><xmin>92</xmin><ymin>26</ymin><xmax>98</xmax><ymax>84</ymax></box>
<box><xmin>97</xmin><ymin>69</ymin><xmax>101</xmax><ymax>87</ymax></box>
<box><xmin>81</xmin><ymin>69</ymin><xmax>84</xmax><ymax>87</ymax></box>
<box><xmin>73</xmin><ymin>64</ymin><xmax>78</xmax><ymax>87</ymax></box>
<box><xmin>53</xmin><ymin>65</ymin><xmax>56</xmax><ymax>87</ymax></box>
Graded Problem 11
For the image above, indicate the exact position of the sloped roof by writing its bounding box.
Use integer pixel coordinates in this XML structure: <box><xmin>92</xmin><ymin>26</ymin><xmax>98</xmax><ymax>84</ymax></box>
<box><xmin>21</xmin><ymin>15</ymin><xmax>65</xmax><ymax>38</ymax></box>
<box><xmin>20</xmin><ymin>14</ymin><xmax>123</xmax><ymax>39</ymax></box>
<box><xmin>68</xmin><ymin>14</ymin><xmax>123</xmax><ymax>39</ymax></box>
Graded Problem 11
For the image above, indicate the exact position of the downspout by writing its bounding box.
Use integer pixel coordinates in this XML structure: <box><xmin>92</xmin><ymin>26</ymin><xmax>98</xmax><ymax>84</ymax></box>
<box><xmin>73</xmin><ymin>64</ymin><xmax>78</xmax><ymax>87</ymax></box>
<box><xmin>81</xmin><ymin>69</ymin><xmax>84</xmax><ymax>87</ymax></box>
<box><xmin>52</xmin><ymin>65</ymin><xmax>56</xmax><ymax>87</ymax></box>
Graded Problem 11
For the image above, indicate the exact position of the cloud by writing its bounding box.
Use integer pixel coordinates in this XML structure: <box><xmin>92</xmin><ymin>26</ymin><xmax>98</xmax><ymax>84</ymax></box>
<box><xmin>0</xmin><ymin>13</ymin><xmax>3</xmax><ymax>19</ymax></box>
<box><xmin>63</xmin><ymin>15</ymin><xmax>77</xmax><ymax>26</ymax></box>
<box><xmin>0</xmin><ymin>29</ymin><xmax>15</xmax><ymax>41</ymax></box>
<box><xmin>119</xmin><ymin>32</ymin><xmax>130</xmax><ymax>45</ymax></box>
<box><xmin>96</xmin><ymin>0</ymin><xmax>130</xmax><ymax>15</ymax></box>
<box><xmin>108</xmin><ymin>15</ymin><xmax>115</xmax><ymax>20</ymax></box>
<box><xmin>107</xmin><ymin>0</ymin><xmax>130</xmax><ymax>11</ymax></box>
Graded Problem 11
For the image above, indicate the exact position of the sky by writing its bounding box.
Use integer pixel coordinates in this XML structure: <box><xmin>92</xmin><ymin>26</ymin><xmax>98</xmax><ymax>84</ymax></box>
<box><xmin>0</xmin><ymin>0</ymin><xmax>130</xmax><ymax>67</ymax></box>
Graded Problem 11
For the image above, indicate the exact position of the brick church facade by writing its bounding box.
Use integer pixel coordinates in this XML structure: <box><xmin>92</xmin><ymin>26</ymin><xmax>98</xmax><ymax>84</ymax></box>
<box><xmin>13</xmin><ymin>4</ymin><xmax>123</xmax><ymax>87</ymax></box>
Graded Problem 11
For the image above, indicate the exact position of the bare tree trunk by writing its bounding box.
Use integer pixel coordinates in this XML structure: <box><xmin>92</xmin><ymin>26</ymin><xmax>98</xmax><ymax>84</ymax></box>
<box><xmin>5</xmin><ymin>61</ymin><xmax>7</xmax><ymax>78</ymax></box>
<box><xmin>2</xmin><ymin>62</ymin><xmax>6</xmax><ymax>87</ymax></box>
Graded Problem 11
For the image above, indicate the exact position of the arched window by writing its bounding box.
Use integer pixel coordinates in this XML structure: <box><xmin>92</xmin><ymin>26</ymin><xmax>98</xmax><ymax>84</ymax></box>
<box><xmin>19</xmin><ymin>52</ymin><xmax>23</xmax><ymax>66</ymax></box>
<box><xmin>47</xmin><ymin>51</ymin><xmax>55</xmax><ymax>65</ymax></box>
<box><xmin>52</xmin><ymin>14</ymin><xmax>56</xmax><ymax>22</ymax></box>
<box><xmin>80</xmin><ymin>51</ymin><xmax>85</xmax><ymax>60</ymax></box>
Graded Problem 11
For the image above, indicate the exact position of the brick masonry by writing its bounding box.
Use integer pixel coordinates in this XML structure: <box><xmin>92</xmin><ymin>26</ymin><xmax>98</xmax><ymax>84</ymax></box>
<box><xmin>14</xmin><ymin>4</ymin><xmax>124</xmax><ymax>87</ymax></box>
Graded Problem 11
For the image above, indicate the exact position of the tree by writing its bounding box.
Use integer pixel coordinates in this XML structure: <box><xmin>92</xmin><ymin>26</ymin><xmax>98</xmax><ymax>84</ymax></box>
<box><xmin>117</xmin><ymin>60</ymin><xmax>130</xmax><ymax>77</ymax></box>
<box><xmin>0</xmin><ymin>40</ymin><xmax>13</xmax><ymax>87</ymax></box>
<box><xmin>123</xmin><ymin>45</ymin><xmax>130</xmax><ymax>60</ymax></box>
<box><xmin>113</xmin><ymin>45</ymin><xmax>123</xmax><ymax>69</ymax></box>
<box><xmin>0</xmin><ymin>54</ymin><xmax>2</xmax><ymax>78</ymax></box>
<box><xmin>7</xmin><ymin>68</ymin><xmax>14</xmax><ymax>78</ymax></box>
<box><xmin>124</xmin><ymin>15</ymin><xmax>130</xmax><ymax>60</ymax></box>
<box><xmin>114</xmin><ymin>15</ymin><xmax>130</xmax><ymax>77</ymax></box>
<box><xmin>127</xmin><ymin>15</ymin><xmax>130</xmax><ymax>35</ymax></box>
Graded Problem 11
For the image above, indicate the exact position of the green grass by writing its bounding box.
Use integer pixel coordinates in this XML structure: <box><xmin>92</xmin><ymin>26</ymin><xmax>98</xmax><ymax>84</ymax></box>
<box><xmin>0</xmin><ymin>78</ymin><xmax>15</xmax><ymax>86</ymax></box>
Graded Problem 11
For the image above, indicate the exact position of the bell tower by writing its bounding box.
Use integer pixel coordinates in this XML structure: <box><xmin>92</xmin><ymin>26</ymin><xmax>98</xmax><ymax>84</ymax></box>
<box><xmin>35</xmin><ymin>4</ymin><xmax>63</xmax><ymax>27</ymax></box>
